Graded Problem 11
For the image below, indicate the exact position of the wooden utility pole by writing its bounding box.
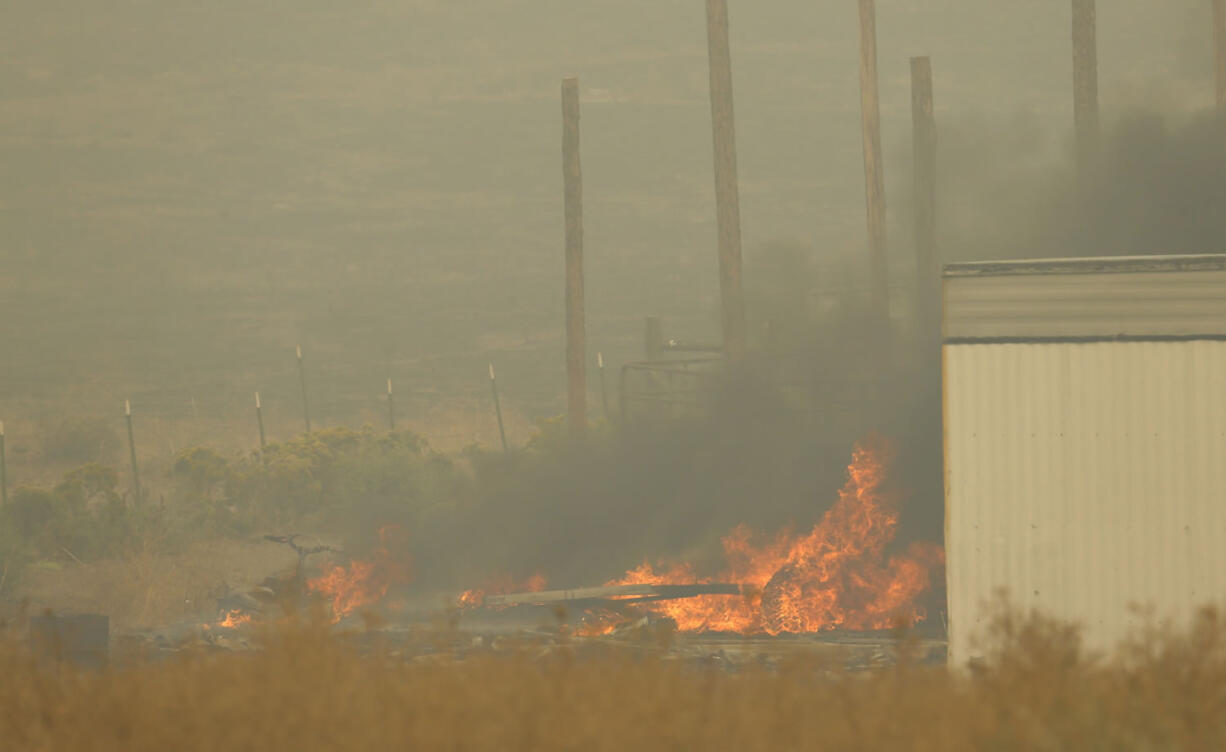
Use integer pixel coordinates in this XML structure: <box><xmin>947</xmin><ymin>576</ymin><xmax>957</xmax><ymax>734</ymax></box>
<box><xmin>562</xmin><ymin>77</ymin><xmax>587</xmax><ymax>440</ymax></box>
<box><xmin>645</xmin><ymin>317</ymin><xmax>664</xmax><ymax>361</ymax></box>
<box><xmin>858</xmin><ymin>0</ymin><xmax>891</xmax><ymax>334</ymax></box>
<box><xmin>705</xmin><ymin>0</ymin><xmax>747</xmax><ymax>361</ymax></box>
<box><xmin>596</xmin><ymin>352</ymin><xmax>611</xmax><ymax>422</ymax></box>
<box><xmin>1072</xmin><ymin>0</ymin><xmax>1099</xmax><ymax>176</ymax></box>
<box><xmin>1215</xmin><ymin>0</ymin><xmax>1226</xmax><ymax>108</ymax></box>
<box><xmin>911</xmin><ymin>56</ymin><xmax>938</xmax><ymax>332</ymax></box>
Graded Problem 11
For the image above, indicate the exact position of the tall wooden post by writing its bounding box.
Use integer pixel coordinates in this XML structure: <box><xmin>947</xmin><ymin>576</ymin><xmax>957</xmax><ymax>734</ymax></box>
<box><xmin>1214</xmin><ymin>0</ymin><xmax>1226</xmax><ymax>108</ymax></box>
<box><xmin>597</xmin><ymin>352</ymin><xmax>611</xmax><ymax>423</ymax></box>
<box><xmin>1072</xmin><ymin>0</ymin><xmax>1099</xmax><ymax>176</ymax></box>
<box><xmin>911</xmin><ymin>56</ymin><xmax>938</xmax><ymax>333</ymax></box>
<box><xmin>705</xmin><ymin>0</ymin><xmax>747</xmax><ymax>361</ymax></box>
<box><xmin>562</xmin><ymin>77</ymin><xmax>587</xmax><ymax>440</ymax></box>
<box><xmin>858</xmin><ymin>0</ymin><xmax>891</xmax><ymax>336</ymax></box>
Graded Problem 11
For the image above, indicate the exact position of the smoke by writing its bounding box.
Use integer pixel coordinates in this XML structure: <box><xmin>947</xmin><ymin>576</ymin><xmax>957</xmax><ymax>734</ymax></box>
<box><xmin>414</xmin><ymin>385</ymin><xmax>862</xmax><ymax>590</ymax></box>
<box><xmin>932</xmin><ymin>107</ymin><xmax>1226</xmax><ymax>263</ymax></box>
<box><xmin>407</xmin><ymin>277</ymin><xmax>944</xmax><ymax>600</ymax></box>
<box><xmin>416</xmin><ymin>100</ymin><xmax>1226</xmax><ymax>605</ymax></box>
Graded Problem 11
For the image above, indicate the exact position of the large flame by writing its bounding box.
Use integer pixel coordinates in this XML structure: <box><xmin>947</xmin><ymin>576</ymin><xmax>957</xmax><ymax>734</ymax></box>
<box><xmin>307</xmin><ymin>525</ymin><xmax>413</xmax><ymax>622</ymax></box>
<box><xmin>602</xmin><ymin>435</ymin><xmax>944</xmax><ymax>634</ymax></box>
<box><xmin>459</xmin><ymin>573</ymin><xmax>547</xmax><ymax>608</ymax></box>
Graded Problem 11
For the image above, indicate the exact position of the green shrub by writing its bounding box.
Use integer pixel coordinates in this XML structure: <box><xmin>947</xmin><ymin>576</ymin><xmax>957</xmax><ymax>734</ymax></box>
<box><xmin>171</xmin><ymin>446</ymin><xmax>241</xmax><ymax>535</ymax></box>
<box><xmin>162</xmin><ymin>427</ymin><xmax>462</xmax><ymax>540</ymax></box>
<box><xmin>0</xmin><ymin>463</ymin><xmax>135</xmax><ymax>568</ymax></box>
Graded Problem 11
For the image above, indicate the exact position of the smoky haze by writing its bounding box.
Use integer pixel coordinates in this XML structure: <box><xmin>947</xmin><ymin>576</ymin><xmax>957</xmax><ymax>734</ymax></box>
<box><xmin>1</xmin><ymin>1</ymin><xmax>1222</xmax><ymax>613</ymax></box>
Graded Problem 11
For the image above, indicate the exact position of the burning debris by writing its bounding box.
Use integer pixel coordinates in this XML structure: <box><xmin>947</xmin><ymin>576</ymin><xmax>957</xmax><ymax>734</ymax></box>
<box><xmin>307</xmin><ymin>525</ymin><xmax>413</xmax><ymax>622</ymax></box>
<box><xmin>479</xmin><ymin>583</ymin><xmax>745</xmax><ymax>609</ymax></box>
<box><xmin>603</xmin><ymin>435</ymin><xmax>943</xmax><ymax>634</ymax></box>
<box><xmin>196</xmin><ymin>438</ymin><xmax>940</xmax><ymax>639</ymax></box>
<box><xmin>458</xmin><ymin>573</ymin><xmax>548</xmax><ymax>609</ymax></box>
<box><xmin>199</xmin><ymin>534</ymin><xmax>342</xmax><ymax>633</ymax></box>
<box><xmin>468</xmin><ymin>436</ymin><xmax>944</xmax><ymax>636</ymax></box>
<box><xmin>213</xmin><ymin>609</ymin><xmax>253</xmax><ymax>630</ymax></box>
<box><xmin>263</xmin><ymin>534</ymin><xmax>339</xmax><ymax>580</ymax></box>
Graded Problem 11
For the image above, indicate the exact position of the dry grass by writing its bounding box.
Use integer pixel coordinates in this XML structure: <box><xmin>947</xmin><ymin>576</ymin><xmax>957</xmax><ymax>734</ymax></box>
<box><xmin>15</xmin><ymin>540</ymin><xmax>301</xmax><ymax>632</ymax></box>
<box><xmin>2</xmin><ymin>607</ymin><xmax>1225</xmax><ymax>751</ymax></box>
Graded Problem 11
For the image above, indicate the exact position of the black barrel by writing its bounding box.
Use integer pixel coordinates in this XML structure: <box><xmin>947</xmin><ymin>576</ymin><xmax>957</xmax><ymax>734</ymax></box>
<box><xmin>30</xmin><ymin>613</ymin><xmax>109</xmax><ymax>669</ymax></box>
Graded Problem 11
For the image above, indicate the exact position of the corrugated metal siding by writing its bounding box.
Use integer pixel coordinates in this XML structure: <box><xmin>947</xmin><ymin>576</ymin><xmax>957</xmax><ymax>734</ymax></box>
<box><xmin>945</xmin><ymin>341</ymin><xmax>1226</xmax><ymax>664</ymax></box>
<box><xmin>944</xmin><ymin>270</ymin><xmax>1226</xmax><ymax>339</ymax></box>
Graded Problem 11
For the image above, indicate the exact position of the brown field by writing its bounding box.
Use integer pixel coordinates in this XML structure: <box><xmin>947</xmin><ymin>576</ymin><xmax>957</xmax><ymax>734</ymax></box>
<box><xmin>2</xmin><ymin>607</ymin><xmax>1224</xmax><ymax>751</ymax></box>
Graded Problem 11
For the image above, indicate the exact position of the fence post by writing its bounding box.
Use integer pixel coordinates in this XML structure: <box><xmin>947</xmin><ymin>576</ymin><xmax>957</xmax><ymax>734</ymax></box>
<box><xmin>489</xmin><ymin>364</ymin><xmax>509</xmax><ymax>456</ymax></box>
<box><xmin>125</xmin><ymin>400</ymin><xmax>142</xmax><ymax>508</ymax></box>
<box><xmin>562</xmin><ymin>77</ymin><xmax>588</xmax><ymax>441</ymax></box>
<box><xmin>0</xmin><ymin>421</ymin><xmax>7</xmax><ymax>509</ymax></box>
<box><xmin>619</xmin><ymin>364</ymin><xmax>631</xmax><ymax>426</ymax></box>
<box><xmin>387</xmin><ymin>378</ymin><xmax>396</xmax><ymax>431</ymax></box>
<box><xmin>296</xmin><ymin>345</ymin><xmax>312</xmax><ymax>434</ymax></box>
<box><xmin>255</xmin><ymin>392</ymin><xmax>267</xmax><ymax>457</ymax></box>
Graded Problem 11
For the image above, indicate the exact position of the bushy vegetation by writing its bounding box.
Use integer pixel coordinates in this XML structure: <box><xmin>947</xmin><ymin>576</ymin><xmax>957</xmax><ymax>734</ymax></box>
<box><xmin>169</xmin><ymin>427</ymin><xmax>464</xmax><ymax>537</ymax></box>
<box><xmin>0</xmin><ymin>427</ymin><xmax>473</xmax><ymax>595</ymax></box>
<box><xmin>0</xmin><ymin>464</ymin><xmax>139</xmax><ymax>590</ymax></box>
<box><xmin>0</xmin><ymin>393</ymin><xmax>939</xmax><ymax>602</ymax></box>
<box><xmin>1</xmin><ymin>605</ymin><xmax>1224</xmax><ymax>750</ymax></box>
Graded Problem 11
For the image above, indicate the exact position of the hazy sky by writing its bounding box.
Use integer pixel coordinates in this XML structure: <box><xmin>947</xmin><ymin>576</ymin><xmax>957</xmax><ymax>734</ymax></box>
<box><xmin>0</xmin><ymin>0</ymin><xmax>1216</xmax><ymax>431</ymax></box>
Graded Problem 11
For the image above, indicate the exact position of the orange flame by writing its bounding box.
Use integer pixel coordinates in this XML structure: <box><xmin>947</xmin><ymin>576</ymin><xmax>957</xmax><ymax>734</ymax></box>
<box><xmin>218</xmin><ymin>609</ymin><xmax>253</xmax><ymax>629</ymax></box>
<box><xmin>201</xmin><ymin>609</ymin><xmax>254</xmax><ymax>631</ymax></box>
<box><xmin>459</xmin><ymin>572</ymin><xmax>548</xmax><ymax>609</ymax></box>
<box><xmin>604</xmin><ymin>435</ymin><xmax>944</xmax><ymax>634</ymax></box>
<box><xmin>307</xmin><ymin>525</ymin><xmax>413</xmax><ymax>622</ymax></box>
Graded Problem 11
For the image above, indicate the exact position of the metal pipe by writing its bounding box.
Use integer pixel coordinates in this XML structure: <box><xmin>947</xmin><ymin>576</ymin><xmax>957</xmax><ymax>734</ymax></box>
<box><xmin>125</xmin><ymin>400</ymin><xmax>141</xmax><ymax>508</ymax></box>
<box><xmin>296</xmin><ymin>344</ymin><xmax>312</xmax><ymax>434</ymax></box>
<box><xmin>489</xmin><ymin>364</ymin><xmax>509</xmax><ymax>456</ymax></box>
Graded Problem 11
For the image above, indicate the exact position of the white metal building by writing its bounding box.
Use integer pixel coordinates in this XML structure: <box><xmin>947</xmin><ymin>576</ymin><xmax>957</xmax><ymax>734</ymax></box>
<box><xmin>943</xmin><ymin>254</ymin><xmax>1226</xmax><ymax>664</ymax></box>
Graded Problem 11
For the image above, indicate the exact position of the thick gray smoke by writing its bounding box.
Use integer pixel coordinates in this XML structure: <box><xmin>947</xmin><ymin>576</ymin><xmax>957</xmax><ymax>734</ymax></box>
<box><xmin>934</xmin><ymin>108</ymin><xmax>1226</xmax><ymax>263</ymax></box>
<box><xmin>420</xmin><ymin>100</ymin><xmax>1226</xmax><ymax>594</ymax></box>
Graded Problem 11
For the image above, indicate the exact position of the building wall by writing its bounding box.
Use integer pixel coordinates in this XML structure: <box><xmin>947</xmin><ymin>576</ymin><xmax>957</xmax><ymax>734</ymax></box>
<box><xmin>945</xmin><ymin>340</ymin><xmax>1226</xmax><ymax>664</ymax></box>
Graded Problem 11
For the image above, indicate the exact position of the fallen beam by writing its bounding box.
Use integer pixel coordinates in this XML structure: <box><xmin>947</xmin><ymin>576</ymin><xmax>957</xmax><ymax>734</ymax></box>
<box><xmin>483</xmin><ymin>584</ymin><xmax>744</xmax><ymax>608</ymax></box>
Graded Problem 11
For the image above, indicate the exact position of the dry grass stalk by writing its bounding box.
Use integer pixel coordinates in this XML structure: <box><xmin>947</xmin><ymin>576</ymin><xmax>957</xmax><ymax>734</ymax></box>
<box><xmin>1</xmin><ymin>606</ymin><xmax>1225</xmax><ymax>750</ymax></box>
